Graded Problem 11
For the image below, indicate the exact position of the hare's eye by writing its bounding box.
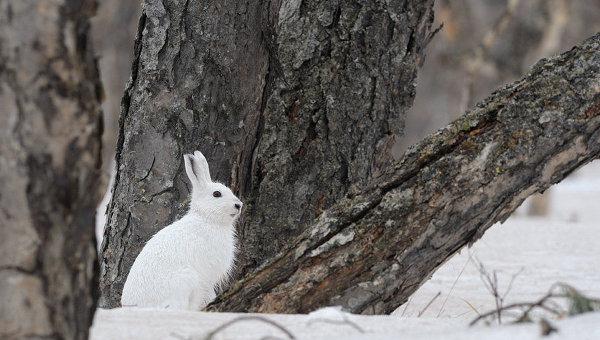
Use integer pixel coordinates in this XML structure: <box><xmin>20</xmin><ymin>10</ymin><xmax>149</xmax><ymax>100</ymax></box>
<box><xmin>212</xmin><ymin>191</ymin><xmax>222</xmax><ymax>198</ymax></box>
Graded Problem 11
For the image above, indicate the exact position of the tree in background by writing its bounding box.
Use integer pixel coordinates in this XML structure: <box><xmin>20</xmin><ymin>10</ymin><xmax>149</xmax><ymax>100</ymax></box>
<box><xmin>402</xmin><ymin>0</ymin><xmax>600</xmax><ymax>217</ymax></box>
<box><xmin>0</xmin><ymin>1</ymin><xmax>103</xmax><ymax>339</ymax></box>
<box><xmin>404</xmin><ymin>0</ymin><xmax>600</xmax><ymax>149</ymax></box>
<box><xmin>91</xmin><ymin>0</ymin><xmax>140</xmax><ymax>178</ymax></box>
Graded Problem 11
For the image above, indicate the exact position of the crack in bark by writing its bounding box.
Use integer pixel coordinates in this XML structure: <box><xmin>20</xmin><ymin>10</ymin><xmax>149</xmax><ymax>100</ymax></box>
<box><xmin>138</xmin><ymin>155</ymin><xmax>156</xmax><ymax>182</ymax></box>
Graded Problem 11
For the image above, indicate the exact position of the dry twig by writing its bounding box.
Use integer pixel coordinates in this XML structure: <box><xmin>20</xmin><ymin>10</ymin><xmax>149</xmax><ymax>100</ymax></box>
<box><xmin>418</xmin><ymin>291</ymin><xmax>442</xmax><ymax>317</ymax></box>
<box><xmin>474</xmin><ymin>259</ymin><xmax>523</xmax><ymax>324</ymax></box>
<box><xmin>470</xmin><ymin>283</ymin><xmax>600</xmax><ymax>326</ymax></box>
<box><xmin>437</xmin><ymin>254</ymin><xmax>471</xmax><ymax>317</ymax></box>
<box><xmin>202</xmin><ymin>316</ymin><xmax>295</xmax><ymax>340</ymax></box>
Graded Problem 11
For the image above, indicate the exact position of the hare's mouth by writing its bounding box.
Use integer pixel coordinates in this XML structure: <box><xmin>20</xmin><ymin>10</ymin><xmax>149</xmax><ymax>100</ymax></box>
<box><xmin>230</xmin><ymin>213</ymin><xmax>237</xmax><ymax>217</ymax></box>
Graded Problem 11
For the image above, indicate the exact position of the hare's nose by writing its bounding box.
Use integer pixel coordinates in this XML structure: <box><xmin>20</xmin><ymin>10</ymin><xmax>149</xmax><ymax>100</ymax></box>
<box><xmin>234</xmin><ymin>203</ymin><xmax>242</xmax><ymax>210</ymax></box>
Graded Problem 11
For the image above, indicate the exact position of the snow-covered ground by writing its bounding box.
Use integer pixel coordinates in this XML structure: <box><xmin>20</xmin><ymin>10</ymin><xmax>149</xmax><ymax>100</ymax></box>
<box><xmin>91</xmin><ymin>160</ymin><xmax>600</xmax><ymax>339</ymax></box>
<box><xmin>91</xmin><ymin>308</ymin><xmax>600</xmax><ymax>339</ymax></box>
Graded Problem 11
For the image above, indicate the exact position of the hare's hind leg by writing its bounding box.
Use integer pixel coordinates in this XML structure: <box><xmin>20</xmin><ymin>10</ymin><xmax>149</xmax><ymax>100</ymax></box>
<box><xmin>161</xmin><ymin>268</ymin><xmax>199</xmax><ymax>310</ymax></box>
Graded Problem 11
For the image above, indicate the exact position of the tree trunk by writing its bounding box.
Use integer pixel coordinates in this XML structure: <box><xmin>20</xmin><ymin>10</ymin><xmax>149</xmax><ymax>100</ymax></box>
<box><xmin>208</xmin><ymin>33</ymin><xmax>600</xmax><ymax>314</ymax></box>
<box><xmin>0</xmin><ymin>1</ymin><xmax>103</xmax><ymax>339</ymax></box>
<box><xmin>99</xmin><ymin>0</ymin><xmax>436</xmax><ymax>307</ymax></box>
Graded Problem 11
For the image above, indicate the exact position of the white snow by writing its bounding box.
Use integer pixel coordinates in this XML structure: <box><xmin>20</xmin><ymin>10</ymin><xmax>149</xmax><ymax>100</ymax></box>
<box><xmin>91</xmin><ymin>160</ymin><xmax>600</xmax><ymax>339</ymax></box>
<box><xmin>95</xmin><ymin>162</ymin><xmax>115</xmax><ymax>251</ymax></box>
<box><xmin>91</xmin><ymin>308</ymin><xmax>600</xmax><ymax>339</ymax></box>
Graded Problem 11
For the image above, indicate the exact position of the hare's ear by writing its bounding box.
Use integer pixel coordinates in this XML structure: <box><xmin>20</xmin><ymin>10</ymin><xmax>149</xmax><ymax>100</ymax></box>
<box><xmin>183</xmin><ymin>151</ymin><xmax>212</xmax><ymax>189</ymax></box>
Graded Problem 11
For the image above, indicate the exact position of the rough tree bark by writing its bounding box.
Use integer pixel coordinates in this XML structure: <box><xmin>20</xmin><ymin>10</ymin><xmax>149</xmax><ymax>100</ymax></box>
<box><xmin>0</xmin><ymin>1</ymin><xmax>103</xmax><ymax>339</ymax></box>
<box><xmin>100</xmin><ymin>0</ymin><xmax>436</xmax><ymax>307</ymax></box>
<box><xmin>209</xmin><ymin>33</ymin><xmax>600</xmax><ymax>314</ymax></box>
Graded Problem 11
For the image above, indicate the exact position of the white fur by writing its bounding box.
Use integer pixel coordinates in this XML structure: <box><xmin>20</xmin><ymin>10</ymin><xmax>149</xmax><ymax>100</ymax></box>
<box><xmin>121</xmin><ymin>151</ymin><xmax>242</xmax><ymax>310</ymax></box>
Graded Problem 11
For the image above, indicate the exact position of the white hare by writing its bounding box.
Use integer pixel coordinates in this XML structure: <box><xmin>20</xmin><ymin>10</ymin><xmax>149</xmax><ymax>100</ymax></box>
<box><xmin>121</xmin><ymin>151</ymin><xmax>242</xmax><ymax>310</ymax></box>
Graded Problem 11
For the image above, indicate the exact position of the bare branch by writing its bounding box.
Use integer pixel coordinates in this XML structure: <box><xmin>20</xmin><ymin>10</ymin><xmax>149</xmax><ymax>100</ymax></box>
<box><xmin>418</xmin><ymin>292</ymin><xmax>442</xmax><ymax>317</ymax></box>
<box><xmin>470</xmin><ymin>283</ymin><xmax>600</xmax><ymax>326</ymax></box>
<box><xmin>203</xmin><ymin>316</ymin><xmax>295</xmax><ymax>340</ymax></box>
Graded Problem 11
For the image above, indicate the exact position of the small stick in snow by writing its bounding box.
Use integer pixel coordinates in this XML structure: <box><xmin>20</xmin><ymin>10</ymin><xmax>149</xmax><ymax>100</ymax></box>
<box><xmin>418</xmin><ymin>291</ymin><xmax>441</xmax><ymax>317</ymax></box>
<box><xmin>459</xmin><ymin>298</ymin><xmax>481</xmax><ymax>317</ymax></box>
<box><xmin>474</xmin><ymin>258</ymin><xmax>523</xmax><ymax>324</ymax></box>
<box><xmin>470</xmin><ymin>282</ymin><xmax>600</xmax><ymax>326</ymax></box>
<box><xmin>399</xmin><ymin>297</ymin><xmax>412</xmax><ymax>317</ymax></box>
<box><xmin>539</xmin><ymin>318</ymin><xmax>558</xmax><ymax>336</ymax></box>
<box><xmin>203</xmin><ymin>316</ymin><xmax>296</xmax><ymax>340</ymax></box>
<box><xmin>437</xmin><ymin>254</ymin><xmax>471</xmax><ymax>317</ymax></box>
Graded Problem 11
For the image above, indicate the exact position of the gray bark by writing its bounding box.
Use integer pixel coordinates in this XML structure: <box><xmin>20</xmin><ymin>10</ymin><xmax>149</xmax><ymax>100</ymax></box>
<box><xmin>100</xmin><ymin>0</ymin><xmax>436</xmax><ymax>307</ymax></box>
<box><xmin>0</xmin><ymin>0</ymin><xmax>103</xmax><ymax>339</ymax></box>
<box><xmin>208</xmin><ymin>32</ymin><xmax>600</xmax><ymax>314</ymax></box>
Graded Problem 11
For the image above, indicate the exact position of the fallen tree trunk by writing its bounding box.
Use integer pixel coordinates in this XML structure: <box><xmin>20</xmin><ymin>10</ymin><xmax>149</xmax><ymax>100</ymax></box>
<box><xmin>210</xmin><ymin>33</ymin><xmax>600</xmax><ymax>314</ymax></box>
